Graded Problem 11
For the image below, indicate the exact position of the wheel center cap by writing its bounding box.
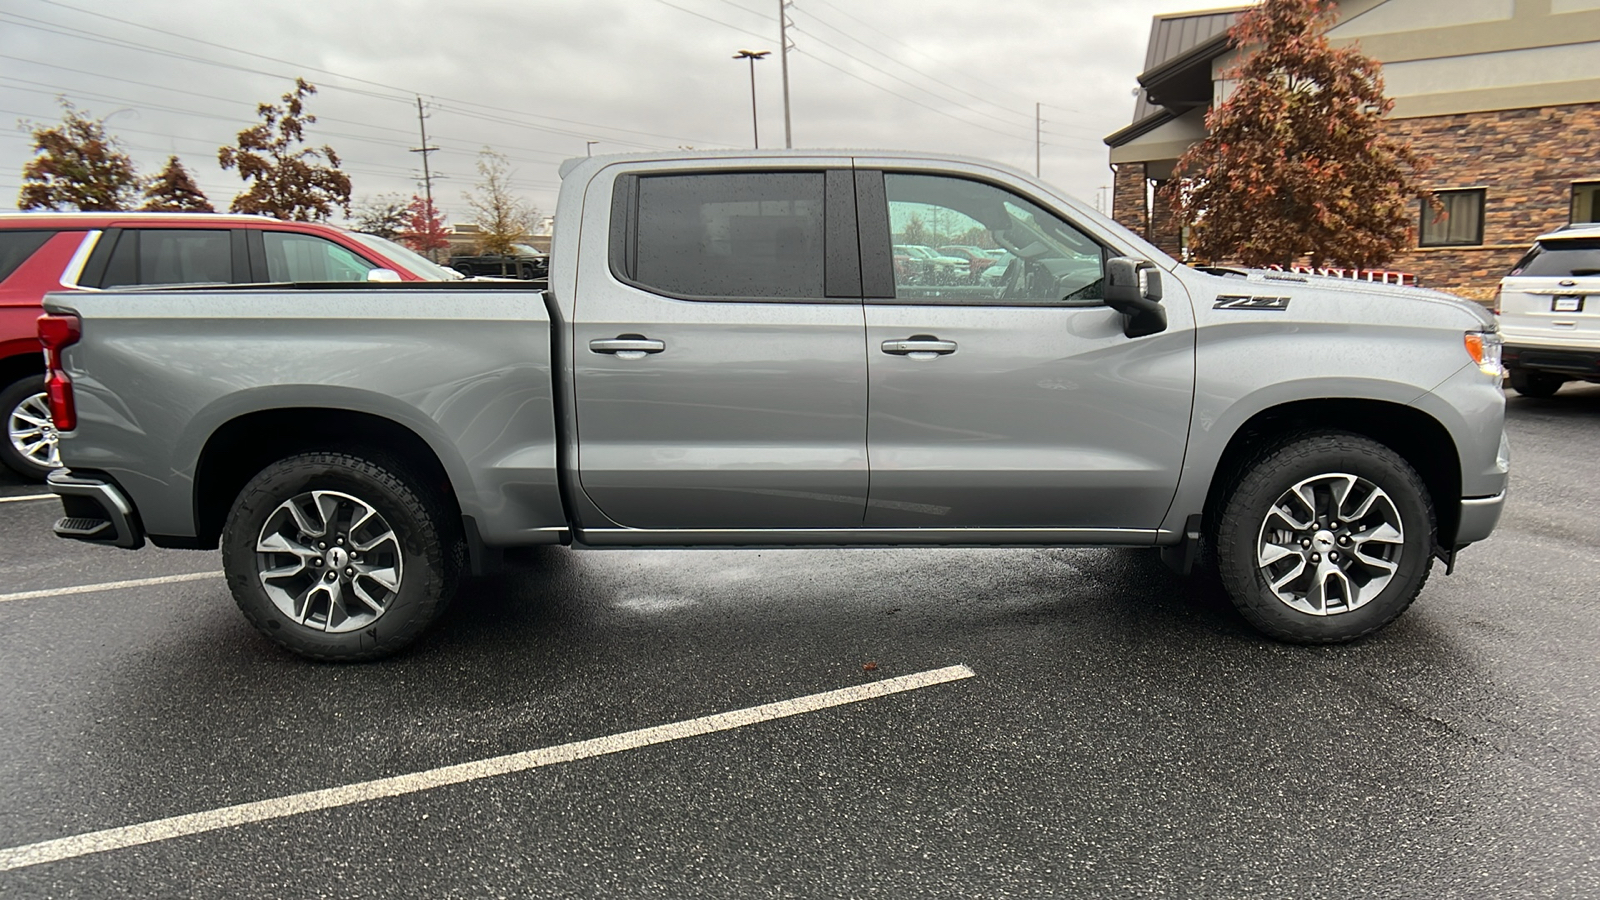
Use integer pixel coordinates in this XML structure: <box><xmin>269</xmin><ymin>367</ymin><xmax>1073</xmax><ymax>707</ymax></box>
<box><xmin>1312</xmin><ymin>530</ymin><xmax>1336</xmax><ymax>552</ymax></box>
<box><xmin>325</xmin><ymin>547</ymin><xmax>349</xmax><ymax>569</ymax></box>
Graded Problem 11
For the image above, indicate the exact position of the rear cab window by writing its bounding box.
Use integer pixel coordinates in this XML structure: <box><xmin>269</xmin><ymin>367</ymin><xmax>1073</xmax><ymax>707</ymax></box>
<box><xmin>610</xmin><ymin>170</ymin><xmax>855</xmax><ymax>301</ymax></box>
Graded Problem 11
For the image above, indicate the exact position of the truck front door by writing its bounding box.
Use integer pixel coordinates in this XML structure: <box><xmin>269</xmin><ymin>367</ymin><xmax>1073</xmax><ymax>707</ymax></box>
<box><xmin>857</xmin><ymin>168</ymin><xmax>1195</xmax><ymax>535</ymax></box>
<box><xmin>573</xmin><ymin>167</ymin><xmax>868</xmax><ymax>529</ymax></box>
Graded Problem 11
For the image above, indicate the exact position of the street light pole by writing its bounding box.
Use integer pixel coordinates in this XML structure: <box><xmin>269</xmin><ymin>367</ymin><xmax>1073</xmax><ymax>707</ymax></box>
<box><xmin>778</xmin><ymin>0</ymin><xmax>793</xmax><ymax>148</ymax></box>
<box><xmin>586</xmin><ymin>141</ymin><xmax>598</xmax><ymax>157</ymax></box>
<box><xmin>733</xmin><ymin>49</ymin><xmax>770</xmax><ymax>149</ymax></box>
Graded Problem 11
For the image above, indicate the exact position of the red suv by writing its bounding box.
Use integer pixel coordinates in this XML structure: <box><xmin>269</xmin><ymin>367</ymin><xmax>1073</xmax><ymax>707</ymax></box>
<box><xmin>0</xmin><ymin>212</ymin><xmax>459</xmax><ymax>481</ymax></box>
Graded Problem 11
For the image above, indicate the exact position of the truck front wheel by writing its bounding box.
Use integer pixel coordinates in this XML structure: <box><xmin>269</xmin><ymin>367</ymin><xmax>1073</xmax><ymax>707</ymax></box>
<box><xmin>1213</xmin><ymin>432</ymin><xmax>1434</xmax><ymax>643</ymax></box>
<box><xmin>221</xmin><ymin>452</ymin><xmax>461</xmax><ymax>661</ymax></box>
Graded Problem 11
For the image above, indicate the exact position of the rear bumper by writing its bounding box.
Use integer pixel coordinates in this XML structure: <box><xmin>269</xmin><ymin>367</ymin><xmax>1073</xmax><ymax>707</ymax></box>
<box><xmin>1455</xmin><ymin>490</ymin><xmax>1506</xmax><ymax>546</ymax></box>
<box><xmin>1503</xmin><ymin>344</ymin><xmax>1600</xmax><ymax>378</ymax></box>
<box><xmin>47</xmin><ymin>468</ymin><xmax>145</xmax><ymax>549</ymax></box>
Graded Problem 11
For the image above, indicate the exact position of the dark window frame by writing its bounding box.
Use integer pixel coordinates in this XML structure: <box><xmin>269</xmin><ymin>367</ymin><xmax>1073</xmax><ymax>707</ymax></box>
<box><xmin>1419</xmin><ymin>188</ymin><xmax>1486</xmax><ymax>248</ymax></box>
<box><xmin>1572</xmin><ymin>181</ymin><xmax>1600</xmax><ymax>225</ymax></box>
<box><xmin>606</xmin><ymin>168</ymin><xmax>860</xmax><ymax>305</ymax></box>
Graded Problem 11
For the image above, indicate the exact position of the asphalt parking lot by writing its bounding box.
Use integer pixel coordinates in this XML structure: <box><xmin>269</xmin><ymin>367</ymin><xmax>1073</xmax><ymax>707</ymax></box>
<box><xmin>1</xmin><ymin>387</ymin><xmax>1596</xmax><ymax>899</ymax></box>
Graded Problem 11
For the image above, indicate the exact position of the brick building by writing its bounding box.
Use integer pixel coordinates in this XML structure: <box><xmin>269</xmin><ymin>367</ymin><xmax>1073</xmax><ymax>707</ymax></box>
<box><xmin>1105</xmin><ymin>0</ymin><xmax>1600</xmax><ymax>296</ymax></box>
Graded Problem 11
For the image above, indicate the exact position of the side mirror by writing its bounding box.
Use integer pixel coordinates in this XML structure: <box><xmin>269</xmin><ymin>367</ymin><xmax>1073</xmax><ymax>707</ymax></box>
<box><xmin>366</xmin><ymin>268</ymin><xmax>403</xmax><ymax>283</ymax></box>
<box><xmin>1103</xmin><ymin>257</ymin><xmax>1167</xmax><ymax>338</ymax></box>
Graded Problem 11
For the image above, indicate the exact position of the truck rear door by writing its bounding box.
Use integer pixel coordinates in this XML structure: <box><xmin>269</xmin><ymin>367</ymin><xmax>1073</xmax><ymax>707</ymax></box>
<box><xmin>572</xmin><ymin>166</ymin><xmax>868</xmax><ymax>529</ymax></box>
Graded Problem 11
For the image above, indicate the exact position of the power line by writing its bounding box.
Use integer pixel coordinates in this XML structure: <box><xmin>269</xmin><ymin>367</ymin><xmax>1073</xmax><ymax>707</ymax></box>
<box><xmin>801</xmin><ymin>0</ymin><xmax>1037</xmax><ymax>108</ymax></box>
<box><xmin>704</xmin><ymin>0</ymin><xmax>772</xmax><ymax>20</ymax></box>
<box><xmin>6</xmin><ymin>5</ymin><xmax>732</xmax><ymax>151</ymax></box>
<box><xmin>650</xmin><ymin>0</ymin><xmax>774</xmax><ymax>43</ymax></box>
<box><xmin>789</xmin><ymin>24</ymin><xmax>1032</xmax><ymax>136</ymax></box>
<box><xmin>0</xmin><ymin>80</ymin><xmax>570</xmax><ymax>180</ymax></box>
<box><xmin>792</xmin><ymin>50</ymin><xmax>1031</xmax><ymax>144</ymax></box>
<box><xmin>792</xmin><ymin>7</ymin><xmax>1031</xmax><ymax>125</ymax></box>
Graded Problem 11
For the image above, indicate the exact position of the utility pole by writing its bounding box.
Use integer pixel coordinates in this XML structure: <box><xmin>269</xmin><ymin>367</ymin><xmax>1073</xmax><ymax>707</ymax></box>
<box><xmin>778</xmin><ymin>0</ymin><xmax>793</xmax><ymax>148</ymax></box>
<box><xmin>733</xmin><ymin>50</ymin><xmax>770</xmax><ymax>149</ymax></box>
<box><xmin>1035</xmin><ymin>102</ymin><xmax>1041</xmax><ymax>178</ymax></box>
<box><xmin>409</xmin><ymin>96</ymin><xmax>440</xmax><ymax>256</ymax></box>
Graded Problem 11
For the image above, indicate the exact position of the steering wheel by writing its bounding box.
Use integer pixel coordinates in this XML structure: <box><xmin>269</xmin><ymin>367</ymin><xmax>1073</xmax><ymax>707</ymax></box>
<box><xmin>991</xmin><ymin>229</ymin><xmax>1034</xmax><ymax>301</ymax></box>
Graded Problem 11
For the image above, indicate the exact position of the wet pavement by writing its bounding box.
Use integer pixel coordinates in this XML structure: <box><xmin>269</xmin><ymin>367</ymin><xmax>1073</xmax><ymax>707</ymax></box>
<box><xmin>0</xmin><ymin>386</ymin><xmax>1596</xmax><ymax>898</ymax></box>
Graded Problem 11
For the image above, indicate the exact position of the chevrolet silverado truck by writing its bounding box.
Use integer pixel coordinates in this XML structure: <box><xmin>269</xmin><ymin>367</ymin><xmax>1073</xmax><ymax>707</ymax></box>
<box><xmin>40</xmin><ymin>151</ymin><xmax>1509</xmax><ymax>661</ymax></box>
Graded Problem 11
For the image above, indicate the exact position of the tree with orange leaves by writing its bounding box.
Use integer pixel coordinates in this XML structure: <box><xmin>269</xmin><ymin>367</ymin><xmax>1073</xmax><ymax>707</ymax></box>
<box><xmin>1165</xmin><ymin>0</ymin><xmax>1430</xmax><ymax>269</ymax></box>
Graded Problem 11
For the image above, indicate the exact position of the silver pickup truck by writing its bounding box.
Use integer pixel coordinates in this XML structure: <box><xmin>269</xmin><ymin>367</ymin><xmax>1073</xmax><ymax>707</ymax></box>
<box><xmin>41</xmin><ymin>151</ymin><xmax>1509</xmax><ymax>660</ymax></box>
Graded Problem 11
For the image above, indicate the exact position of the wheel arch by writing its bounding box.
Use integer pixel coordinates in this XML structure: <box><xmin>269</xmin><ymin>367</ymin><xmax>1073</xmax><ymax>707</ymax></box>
<box><xmin>191</xmin><ymin>407</ymin><xmax>463</xmax><ymax>549</ymax></box>
<box><xmin>1197</xmin><ymin>398</ymin><xmax>1462</xmax><ymax>549</ymax></box>
<box><xmin>0</xmin><ymin>347</ymin><xmax>46</xmax><ymax>390</ymax></box>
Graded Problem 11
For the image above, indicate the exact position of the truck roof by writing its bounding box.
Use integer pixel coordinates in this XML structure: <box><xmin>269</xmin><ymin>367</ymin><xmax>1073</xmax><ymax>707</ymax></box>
<box><xmin>557</xmin><ymin>148</ymin><xmax>1043</xmax><ymax>181</ymax></box>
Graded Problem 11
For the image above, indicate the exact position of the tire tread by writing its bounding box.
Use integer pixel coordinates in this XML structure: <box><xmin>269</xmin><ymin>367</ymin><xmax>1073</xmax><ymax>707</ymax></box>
<box><xmin>1214</xmin><ymin>430</ymin><xmax>1434</xmax><ymax>644</ymax></box>
<box><xmin>222</xmin><ymin>451</ymin><xmax>461</xmax><ymax>662</ymax></box>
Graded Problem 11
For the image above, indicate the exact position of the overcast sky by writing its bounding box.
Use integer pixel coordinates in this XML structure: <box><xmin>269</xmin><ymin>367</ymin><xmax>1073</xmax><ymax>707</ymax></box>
<box><xmin>1</xmin><ymin>0</ymin><xmax>1215</xmax><ymax>223</ymax></box>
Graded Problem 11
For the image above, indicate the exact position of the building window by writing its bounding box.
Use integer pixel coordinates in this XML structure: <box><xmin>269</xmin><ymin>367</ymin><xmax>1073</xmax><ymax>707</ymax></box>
<box><xmin>1573</xmin><ymin>182</ymin><xmax>1600</xmax><ymax>224</ymax></box>
<box><xmin>1420</xmin><ymin>189</ymin><xmax>1485</xmax><ymax>247</ymax></box>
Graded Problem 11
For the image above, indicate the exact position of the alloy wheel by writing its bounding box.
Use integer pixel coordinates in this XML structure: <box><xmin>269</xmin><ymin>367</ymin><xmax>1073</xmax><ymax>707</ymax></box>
<box><xmin>8</xmin><ymin>391</ymin><xmax>60</xmax><ymax>469</ymax></box>
<box><xmin>1255</xmin><ymin>472</ymin><xmax>1405</xmax><ymax>616</ymax></box>
<box><xmin>256</xmin><ymin>490</ymin><xmax>404</xmax><ymax>633</ymax></box>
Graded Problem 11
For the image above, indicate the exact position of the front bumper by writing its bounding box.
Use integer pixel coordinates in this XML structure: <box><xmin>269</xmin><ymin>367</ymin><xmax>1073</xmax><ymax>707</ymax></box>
<box><xmin>1455</xmin><ymin>491</ymin><xmax>1506</xmax><ymax>546</ymax></box>
<box><xmin>1503</xmin><ymin>344</ymin><xmax>1600</xmax><ymax>378</ymax></box>
<box><xmin>47</xmin><ymin>468</ymin><xmax>145</xmax><ymax>549</ymax></box>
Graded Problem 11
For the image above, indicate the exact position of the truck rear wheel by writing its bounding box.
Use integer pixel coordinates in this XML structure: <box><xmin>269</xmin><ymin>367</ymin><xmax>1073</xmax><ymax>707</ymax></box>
<box><xmin>221</xmin><ymin>451</ymin><xmax>461</xmax><ymax>661</ymax></box>
<box><xmin>1213</xmin><ymin>432</ymin><xmax>1434</xmax><ymax>643</ymax></box>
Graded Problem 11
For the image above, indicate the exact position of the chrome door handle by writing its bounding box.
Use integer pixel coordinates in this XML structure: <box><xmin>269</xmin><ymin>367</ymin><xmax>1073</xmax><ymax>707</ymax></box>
<box><xmin>589</xmin><ymin>336</ymin><xmax>665</xmax><ymax>359</ymax></box>
<box><xmin>881</xmin><ymin>336</ymin><xmax>957</xmax><ymax>357</ymax></box>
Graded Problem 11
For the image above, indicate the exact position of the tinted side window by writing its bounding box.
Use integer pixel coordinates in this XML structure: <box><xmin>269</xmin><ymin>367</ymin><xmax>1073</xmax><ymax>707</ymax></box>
<box><xmin>263</xmin><ymin>232</ymin><xmax>379</xmax><ymax>282</ymax></box>
<box><xmin>630</xmin><ymin>172</ymin><xmax>825</xmax><ymax>299</ymax></box>
<box><xmin>1511</xmin><ymin>238</ymin><xmax>1600</xmax><ymax>277</ymax></box>
<box><xmin>0</xmin><ymin>230</ymin><xmax>56</xmax><ymax>284</ymax></box>
<box><xmin>883</xmin><ymin>173</ymin><xmax>1105</xmax><ymax>305</ymax></box>
<box><xmin>102</xmin><ymin>230</ymin><xmax>233</xmax><ymax>287</ymax></box>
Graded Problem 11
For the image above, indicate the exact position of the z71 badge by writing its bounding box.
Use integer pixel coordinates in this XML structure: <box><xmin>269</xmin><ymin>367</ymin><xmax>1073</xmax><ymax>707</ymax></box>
<box><xmin>1214</xmin><ymin>294</ymin><xmax>1292</xmax><ymax>311</ymax></box>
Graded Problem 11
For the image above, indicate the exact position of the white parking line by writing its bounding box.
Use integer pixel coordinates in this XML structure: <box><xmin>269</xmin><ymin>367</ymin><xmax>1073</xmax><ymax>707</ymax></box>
<box><xmin>0</xmin><ymin>663</ymin><xmax>976</xmax><ymax>873</ymax></box>
<box><xmin>0</xmin><ymin>493</ymin><xmax>56</xmax><ymax>504</ymax></box>
<box><xmin>0</xmin><ymin>571</ymin><xmax>223</xmax><ymax>604</ymax></box>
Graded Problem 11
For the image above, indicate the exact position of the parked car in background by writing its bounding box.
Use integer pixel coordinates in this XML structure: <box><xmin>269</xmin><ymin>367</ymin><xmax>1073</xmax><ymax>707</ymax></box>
<box><xmin>448</xmin><ymin>243</ymin><xmax>549</xmax><ymax>280</ymax></box>
<box><xmin>938</xmin><ymin>245</ymin><xmax>999</xmax><ymax>276</ymax></box>
<box><xmin>0</xmin><ymin>212</ymin><xmax>458</xmax><ymax>481</ymax></box>
<box><xmin>1496</xmin><ymin>224</ymin><xmax>1600</xmax><ymax>397</ymax></box>
<box><xmin>893</xmin><ymin>244</ymin><xmax>966</xmax><ymax>280</ymax></box>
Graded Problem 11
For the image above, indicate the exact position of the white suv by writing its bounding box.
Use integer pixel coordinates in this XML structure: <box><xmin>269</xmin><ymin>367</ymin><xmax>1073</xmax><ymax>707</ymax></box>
<box><xmin>1497</xmin><ymin>224</ymin><xmax>1600</xmax><ymax>397</ymax></box>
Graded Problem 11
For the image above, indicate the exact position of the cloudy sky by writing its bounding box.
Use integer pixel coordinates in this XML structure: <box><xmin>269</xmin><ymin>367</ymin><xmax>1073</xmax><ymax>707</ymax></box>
<box><xmin>1</xmin><ymin>0</ymin><xmax>1215</xmax><ymax>223</ymax></box>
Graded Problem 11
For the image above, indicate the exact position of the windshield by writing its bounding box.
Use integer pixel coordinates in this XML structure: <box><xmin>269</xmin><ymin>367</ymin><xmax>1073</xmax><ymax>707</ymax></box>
<box><xmin>345</xmin><ymin>232</ymin><xmax>463</xmax><ymax>281</ymax></box>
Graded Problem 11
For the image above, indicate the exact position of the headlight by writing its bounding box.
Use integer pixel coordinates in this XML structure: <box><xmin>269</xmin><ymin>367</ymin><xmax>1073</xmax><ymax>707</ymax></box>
<box><xmin>1463</xmin><ymin>330</ymin><xmax>1503</xmax><ymax>378</ymax></box>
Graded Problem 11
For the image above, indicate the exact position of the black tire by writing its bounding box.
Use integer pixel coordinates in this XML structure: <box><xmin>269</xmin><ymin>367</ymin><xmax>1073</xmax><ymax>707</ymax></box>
<box><xmin>221</xmin><ymin>451</ymin><xmax>462</xmax><ymax>661</ymax></box>
<box><xmin>1213</xmin><ymin>431</ymin><xmax>1434</xmax><ymax>643</ymax></box>
<box><xmin>0</xmin><ymin>374</ymin><xmax>58</xmax><ymax>482</ymax></box>
<box><xmin>1507</xmin><ymin>366</ymin><xmax>1564</xmax><ymax>398</ymax></box>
